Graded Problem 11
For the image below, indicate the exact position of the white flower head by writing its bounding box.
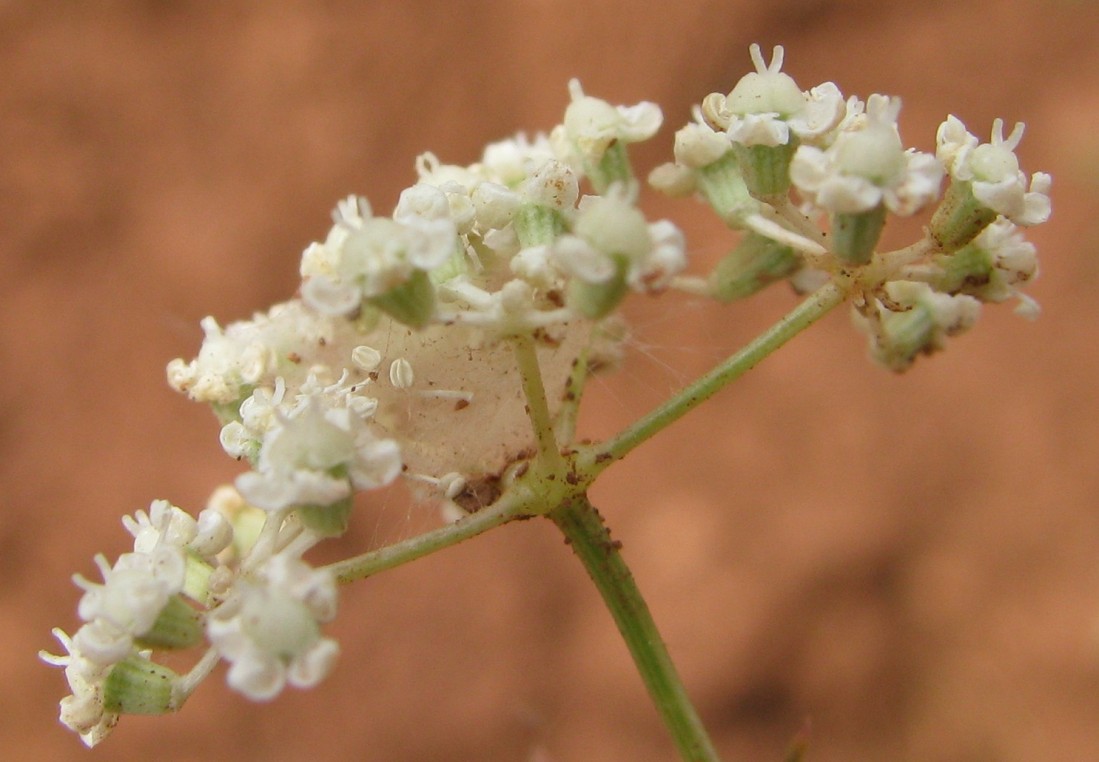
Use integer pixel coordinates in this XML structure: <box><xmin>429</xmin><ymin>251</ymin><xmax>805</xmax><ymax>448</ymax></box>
<box><xmin>857</xmin><ymin>281</ymin><xmax>981</xmax><ymax>371</ymax></box>
<box><xmin>234</xmin><ymin>395</ymin><xmax>401</xmax><ymax>513</ymax></box>
<box><xmin>552</xmin><ymin>190</ymin><xmax>684</xmax><ymax>294</ymax></box>
<box><xmin>936</xmin><ymin>115</ymin><xmax>1051</xmax><ymax>226</ymax></box>
<box><xmin>480</xmin><ymin>132</ymin><xmax>557</xmax><ymax>188</ymax></box>
<box><xmin>551</xmin><ymin>79</ymin><xmax>662</xmax><ymax>171</ymax></box>
<box><xmin>40</xmin><ymin>629</ymin><xmax>119</xmax><ymax>747</ymax></box>
<box><xmin>72</xmin><ymin>548</ymin><xmax>186</xmax><ymax>664</ymax></box>
<box><xmin>206</xmin><ymin>554</ymin><xmax>340</xmax><ymax>701</ymax></box>
<box><xmin>790</xmin><ymin>94</ymin><xmax>942</xmax><ymax>215</ymax></box>
<box><xmin>702</xmin><ymin>44</ymin><xmax>846</xmax><ymax>147</ymax></box>
<box><xmin>939</xmin><ymin>217</ymin><xmax>1040</xmax><ymax>314</ymax></box>
<box><xmin>167</xmin><ymin>301</ymin><xmax>344</xmax><ymax>407</ymax></box>
<box><xmin>302</xmin><ymin>196</ymin><xmax>456</xmax><ymax>317</ymax></box>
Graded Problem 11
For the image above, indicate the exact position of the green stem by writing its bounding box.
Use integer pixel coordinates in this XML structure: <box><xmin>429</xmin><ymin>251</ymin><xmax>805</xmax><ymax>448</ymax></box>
<box><xmin>550</xmin><ymin>497</ymin><xmax>720</xmax><ymax>762</ymax></box>
<box><xmin>590</xmin><ymin>278</ymin><xmax>849</xmax><ymax>469</ymax></box>
<box><xmin>554</xmin><ymin>342</ymin><xmax>590</xmax><ymax>446</ymax></box>
<box><xmin>325</xmin><ymin>492</ymin><xmax>529</xmax><ymax>583</ymax></box>
<box><xmin>513</xmin><ymin>332</ymin><xmax>566</xmax><ymax>472</ymax></box>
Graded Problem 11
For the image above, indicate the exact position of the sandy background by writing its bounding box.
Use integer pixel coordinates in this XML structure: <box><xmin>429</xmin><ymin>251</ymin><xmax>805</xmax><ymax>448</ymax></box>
<box><xmin>4</xmin><ymin>1</ymin><xmax>1099</xmax><ymax>760</ymax></box>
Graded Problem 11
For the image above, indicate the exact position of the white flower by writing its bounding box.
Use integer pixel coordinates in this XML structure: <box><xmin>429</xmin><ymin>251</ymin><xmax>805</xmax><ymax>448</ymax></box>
<box><xmin>672</xmin><ymin>120</ymin><xmax>731</xmax><ymax>168</ymax></box>
<box><xmin>301</xmin><ymin>196</ymin><xmax>456</xmax><ymax>317</ymax></box>
<box><xmin>508</xmin><ymin>244</ymin><xmax>561</xmax><ymax>290</ymax></box>
<box><xmin>72</xmin><ymin>548</ymin><xmax>186</xmax><ymax>664</ymax></box>
<box><xmin>702</xmin><ymin>44</ymin><xmax>846</xmax><ymax>146</ymax></box>
<box><xmin>857</xmin><ymin>281</ymin><xmax>981</xmax><ymax>371</ymax></box>
<box><xmin>938</xmin><ymin>217</ymin><xmax>1040</xmax><ymax>313</ymax></box>
<box><xmin>648</xmin><ymin>161</ymin><xmax>698</xmax><ymax>197</ymax></box>
<box><xmin>479</xmin><ymin>133</ymin><xmax>557</xmax><ymax>188</ymax></box>
<box><xmin>790</xmin><ymin>94</ymin><xmax>942</xmax><ymax>215</ymax></box>
<box><xmin>551</xmin><ymin>191</ymin><xmax>685</xmax><ymax>295</ymax></box>
<box><xmin>633</xmin><ymin>220</ymin><xmax>686</xmax><ymax>292</ymax></box>
<box><xmin>471</xmin><ymin>181</ymin><xmax>521</xmax><ymax>232</ymax></box>
<box><xmin>206</xmin><ymin>554</ymin><xmax>340</xmax><ymax>701</ymax></box>
<box><xmin>167</xmin><ymin>301</ymin><xmax>343</xmax><ymax>406</ymax></box>
<box><xmin>520</xmin><ymin>159</ymin><xmax>580</xmax><ymax>211</ymax></box>
<box><xmin>936</xmin><ymin>115</ymin><xmax>1051</xmax><ymax>226</ymax></box>
<box><xmin>122</xmin><ymin>499</ymin><xmax>198</xmax><ymax>555</ymax></box>
<box><xmin>234</xmin><ymin>396</ymin><xmax>401</xmax><ymax>513</ymax></box>
<box><xmin>40</xmin><ymin>629</ymin><xmax>119</xmax><ymax>747</ymax></box>
<box><xmin>551</xmin><ymin>79</ymin><xmax>662</xmax><ymax>171</ymax></box>
<box><xmin>437</xmin><ymin>277</ymin><xmax>572</xmax><ymax>335</ymax></box>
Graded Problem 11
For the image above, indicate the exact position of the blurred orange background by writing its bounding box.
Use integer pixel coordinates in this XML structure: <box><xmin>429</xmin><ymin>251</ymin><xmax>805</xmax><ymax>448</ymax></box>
<box><xmin>4</xmin><ymin>2</ymin><xmax>1099</xmax><ymax>760</ymax></box>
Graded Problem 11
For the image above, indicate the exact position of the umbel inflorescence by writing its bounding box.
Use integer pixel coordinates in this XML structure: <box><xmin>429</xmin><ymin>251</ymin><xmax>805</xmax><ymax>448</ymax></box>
<box><xmin>42</xmin><ymin>44</ymin><xmax>1050</xmax><ymax>752</ymax></box>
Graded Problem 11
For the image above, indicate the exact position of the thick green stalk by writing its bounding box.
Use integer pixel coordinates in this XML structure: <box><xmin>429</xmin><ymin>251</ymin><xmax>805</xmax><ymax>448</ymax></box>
<box><xmin>550</xmin><ymin>497</ymin><xmax>721</xmax><ymax>762</ymax></box>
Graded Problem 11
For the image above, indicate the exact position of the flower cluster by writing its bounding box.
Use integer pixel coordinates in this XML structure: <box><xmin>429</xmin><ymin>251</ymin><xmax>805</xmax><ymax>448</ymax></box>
<box><xmin>651</xmin><ymin>43</ymin><xmax>1050</xmax><ymax>370</ymax></box>
<box><xmin>46</xmin><ymin>77</ymin><xmax>686</xmax><ymax>747</ymax></box>
<box><xmin>45</xmin><ymin>43</ymin><xmax>1052</xmax><ymax>748</ymax></box>
<box><xmin>41</xmin><ymin>490</ymin><xmax>342</xmax><ymax>746</ymax></box>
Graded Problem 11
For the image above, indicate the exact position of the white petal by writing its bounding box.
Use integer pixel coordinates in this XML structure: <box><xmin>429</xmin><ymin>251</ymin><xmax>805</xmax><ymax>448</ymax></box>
<box><xmin>287</xmin><ymin>638</ymin><xmax>340</xmax><ymax>689</ymax></box>
<box><xmin>226</xmin><ymin>653</ymin><xmax>287</xmax><ymax>701</ymax></box>
<box><xmin>302</xmin><ymin>276</ymin><xmax>361</xmax><ymax>316</ymax></box>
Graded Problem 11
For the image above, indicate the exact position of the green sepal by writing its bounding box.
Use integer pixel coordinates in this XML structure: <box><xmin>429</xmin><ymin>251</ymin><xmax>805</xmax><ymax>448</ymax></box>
<box><xmin>295</xmin><ymin>495</ymin><xmax>354</xmax><ymax>538</ymax></box>
<box><xmin>930</xmin><ymin>180</ymin><xmax>998</xmax><ymax>253</ymax></box>
<box><xmin>696</xmin><ymin>153</ymin><xmax>758</xmax><ymax>226</ymax></box>
<box><xmin>367</xmin><ymin>269</ymin><xmax>436</xmax><ymax>329</ymax></box>
<box><xmin>832</xmin><ymin>205</ymin><xmax>886</xmax><ymax>266</ymax></box>
<box><xmin>429</xmin><ymin>239</ymin><xmax>472</xmax><ymax>285</ymax></box>
<box><xmin>874</xmin><ymin>304</ymin><xmax>934</xmax><ymax>372</ymax></box>
<box><xmin>567</xmin><ymin>255</ymin><xmax>630</xmax><ymax>319</ymax></box>
<box><xmin>934</xmin><ymin>240</ymin><xmax>995</xmax><ymax>295</ymax></box>
<box><xmin>182</xmin><ymin>551</ymin><xmax>216</xmax><ymax>605</ymax></box>
<box><xmin>133</xmin><ymin>595</ymin><xmax>204</xmax><ymax>651</ymax></box>
<box><xmin>103</xmin><ymin>656</ymin><xmax>179</xmax><ymax>715</ymax></box>
<box><xmin>590</xmin><ymin>140</ymin><xmax>634</xmax><ymax>194</ymax></box>
<box><xmin>515</xmin><ymin>203</ymin><xmax>568</xmax><ymax>248</ymax></box>
<box><xmin>710</xmin><ymin>231</ymin><xmax>800</xmax><ymax>302</ymax></box>
<box><xmin>732</xmin><ymin>140</ymin><xmax>797</xmax><ymax>199</ymax></box>
<box><xmin>210</xmin><ymin>390</ymin><xmax>250</xmax><ymax>427</ymax></box>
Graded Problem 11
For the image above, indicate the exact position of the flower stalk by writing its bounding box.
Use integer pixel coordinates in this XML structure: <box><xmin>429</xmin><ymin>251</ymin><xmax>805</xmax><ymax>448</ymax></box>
<box><xmin>550</xmin><ymin>497</ymin><xmax>721</xmax><ymax>762</ymax></box>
